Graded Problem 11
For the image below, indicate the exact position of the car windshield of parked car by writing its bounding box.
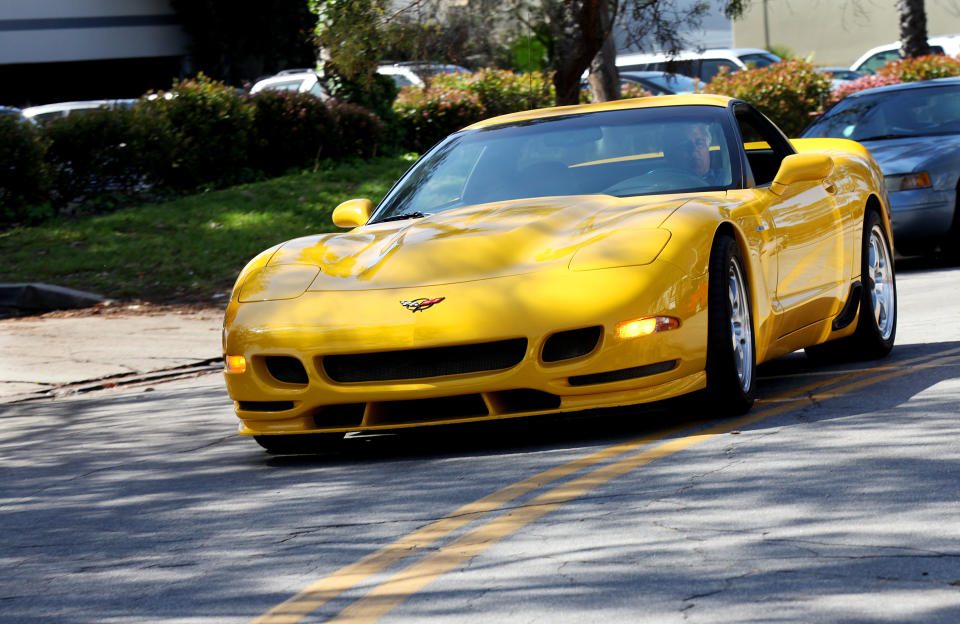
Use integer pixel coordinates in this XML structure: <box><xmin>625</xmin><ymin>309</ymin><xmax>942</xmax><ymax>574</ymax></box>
<box><xmin>803</xmin><ymin>84</ymin><xmax>960</xmax><ymax>141</ymax></box>
<box><xmin>642</xmin><ymin>73</ymin><xmax>699</xmax><ymax>93</ymax></box>
<box><xmin>739</xmin><ymin>52</ymin><xmax>780</xmax><ymax>68</ymax></box>
<box><xmin>372</xmin><ymin>106</ymin><xmax>737</xmax><ymax>223</ymax></box>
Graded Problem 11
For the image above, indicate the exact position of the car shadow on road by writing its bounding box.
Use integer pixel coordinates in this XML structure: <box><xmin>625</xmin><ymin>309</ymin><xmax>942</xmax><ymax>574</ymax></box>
<box><xmin>264</xmin><ymin>338</ymin><xmax>960</xmax><ymax>467</ymax></box>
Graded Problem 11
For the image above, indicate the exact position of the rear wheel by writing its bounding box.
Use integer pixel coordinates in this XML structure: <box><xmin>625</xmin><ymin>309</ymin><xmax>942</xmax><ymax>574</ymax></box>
<box><xmin>852</xmin><ymin>211</ymin><xmax>897</xmax><ymax>357</ymax></box>
<box><xmin>705</xmin><ymin>233</ymin><xmax>756</xmax><ymax>415</ymax></box>
<box><xmin>253</xmin><ymin>433</ymin><xmax>343</xmax><ymax>454</ymax></box>
<box><xmin>939</xmin><ymin>182</ymin><xmax>960</xmax><ymax>264</ymax></box>
<box><xmin>806</xmin><ymin>209</ymin><xmax>896</xmax><ymax>361</ymax></box>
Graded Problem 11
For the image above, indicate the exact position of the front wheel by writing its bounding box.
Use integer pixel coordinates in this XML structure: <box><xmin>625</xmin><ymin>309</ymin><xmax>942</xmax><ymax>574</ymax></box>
<box><xmin>705</xmin><ymin>233</ymin><xmax>756</xmax><ymax>415</ymax></box>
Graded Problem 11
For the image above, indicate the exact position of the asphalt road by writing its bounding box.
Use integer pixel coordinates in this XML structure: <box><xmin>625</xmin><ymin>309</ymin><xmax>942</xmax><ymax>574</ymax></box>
<box><xmin>2</xmin><ymin>261</ymin><xmax>959</xmax><ymax>624</ymax></box>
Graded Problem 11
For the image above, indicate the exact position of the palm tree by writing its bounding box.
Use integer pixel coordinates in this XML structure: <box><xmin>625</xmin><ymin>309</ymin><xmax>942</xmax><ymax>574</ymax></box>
<box><xmin>898</xmin><ymin>0</ymin><xmax>929</xmax><ymax>58</ymax></box>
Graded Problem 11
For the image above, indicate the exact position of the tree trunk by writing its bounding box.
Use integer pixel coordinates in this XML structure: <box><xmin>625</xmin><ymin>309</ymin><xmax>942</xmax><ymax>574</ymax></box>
<box><xmin>547</xmin><ymin>0</ymin><xmax>610</xmax><ymax>106</ymax></box>
<box><xmin>897</xmin><ymin>0</ymin><xmax>929</xmax><ymax>58</ymax></box>
<box><xmin>588</xmin><ymin>9</ymin><xmax>619</xmax><ymax>103</ymax></box>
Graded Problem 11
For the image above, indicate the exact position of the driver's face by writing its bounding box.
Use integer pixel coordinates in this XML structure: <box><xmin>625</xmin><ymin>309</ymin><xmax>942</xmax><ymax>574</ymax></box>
<box><xmin>675</xmin><ymin>126</ymin><xmax>711</xmax><ymax>176</ymax></box>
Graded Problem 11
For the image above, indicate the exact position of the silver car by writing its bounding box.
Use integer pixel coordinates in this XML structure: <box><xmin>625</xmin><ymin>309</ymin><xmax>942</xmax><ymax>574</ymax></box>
<box><xmin>801</xmin><ymin>77</ymin><xmax>960</xmax><ymax>257</ymax></box>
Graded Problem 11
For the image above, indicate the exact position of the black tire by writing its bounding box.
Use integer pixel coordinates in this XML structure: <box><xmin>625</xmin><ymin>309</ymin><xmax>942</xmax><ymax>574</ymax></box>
<box><xmin>705</xmin><ymin>233</ymin><xmax>756</xmax><ymax>415</ymax></box>
<box><xmin>806</xmin><ymin>209</ymin><xmax>897</xmax><ymax>362</ymax></box>
<box><xmin>253</xmin><ymin>433</ymin><xmax>343</xmax><ymax>454</ymax></box>
<box><xmin>850</xmin><ymin>210</ymin><xmax>897</xmax><ymax>358</ymax></box>
<box><xmin>938</xmin><ymin>182</ymin><xmax>960</xmax><ymax>265</ymax></box>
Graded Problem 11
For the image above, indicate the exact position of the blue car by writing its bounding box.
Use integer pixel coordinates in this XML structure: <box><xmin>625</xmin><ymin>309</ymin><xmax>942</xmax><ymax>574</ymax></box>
<box><xmin>801</xmin><ymin>78</ymin><xmax>960</xmax><ymax>257</ymax></box>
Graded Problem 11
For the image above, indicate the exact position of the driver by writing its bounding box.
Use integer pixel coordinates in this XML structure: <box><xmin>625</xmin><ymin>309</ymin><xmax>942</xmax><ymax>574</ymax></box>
<box><xmin>663</xmin><ymin>123</ymin><xmax>722</xmax><ymax>184</ymax></box>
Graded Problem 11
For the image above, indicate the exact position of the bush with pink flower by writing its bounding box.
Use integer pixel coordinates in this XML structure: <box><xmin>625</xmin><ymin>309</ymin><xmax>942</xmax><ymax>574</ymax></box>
<box><xmin>702</xmin><ymin>60</ymin><xmax>832</xmax><ymax>136</ymax></box>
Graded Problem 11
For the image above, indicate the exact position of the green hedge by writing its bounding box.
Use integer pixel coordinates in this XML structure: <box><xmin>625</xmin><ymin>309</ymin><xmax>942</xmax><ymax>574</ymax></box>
<box><xmin>250</xmin><ymin>90</ymin><xmax>336</xmax><ymax>175</ymax></box>
<box><xmin>394</xmin><ymin>69</ymin><xmax>553</xmax><ymax>153</ymax></box>
<box><xmin>43</xmin><ymin>105</ymin><xmax>169</xmax><ymax>210</ymax></box>
<box><xmin>0</xmin><ymin>115</ymin><xmax>51</xmax><ymax>222</ymax></box>
<box><xmin>140</xmin><ymin>75</ymin><xmax>256</xmax><ymax>192</ymax></box>
<box><xmin>1</xmin><ymin>75</ymin><xmax>384</xmax><ymax>226</ymax></box>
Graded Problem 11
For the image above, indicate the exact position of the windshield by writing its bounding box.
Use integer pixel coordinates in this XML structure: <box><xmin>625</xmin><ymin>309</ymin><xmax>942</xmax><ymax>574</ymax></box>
<box><xmin>642</xmin><ymin>73</ymin><xmax>699</xmax><ymax>93</ymax></box>
<box><xmin>739</xmin><ymin>52</ymin><xmax>780</xmax><ymax>68</ymax></box>
<box><xmin>802</xmin><ymin>84</ymin><xmax>960</xmax><ymax>141</ymax></box>
<box><xmin>372</xmin><ymin>106</ymin><xmax>738</xmax><ymax>223</ymax></box>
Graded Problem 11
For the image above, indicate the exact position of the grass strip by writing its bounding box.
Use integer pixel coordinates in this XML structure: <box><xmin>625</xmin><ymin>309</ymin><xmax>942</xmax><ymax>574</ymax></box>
<box><xmin>0</xmin><ymin>156</ymin><xmax>413</xmax><ymax>302</ymax></box>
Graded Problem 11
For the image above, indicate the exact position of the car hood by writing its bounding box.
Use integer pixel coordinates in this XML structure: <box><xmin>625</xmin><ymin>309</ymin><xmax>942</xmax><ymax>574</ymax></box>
<box><xmin>861</xmin><ymin>134</ymin><xmax>960</xmax><ymax>174</ymax></box>
<box><xmin>267</xmin><ymin>195</ymin><xmax>690</xmax><ymax>291</ymax></box>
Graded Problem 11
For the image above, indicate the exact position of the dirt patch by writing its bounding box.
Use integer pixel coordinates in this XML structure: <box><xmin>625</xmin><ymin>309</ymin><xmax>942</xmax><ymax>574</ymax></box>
<box><xmin>5</xmin><ymin>300</ymin><xmax>225</xmax><ymax>321</ymax></box>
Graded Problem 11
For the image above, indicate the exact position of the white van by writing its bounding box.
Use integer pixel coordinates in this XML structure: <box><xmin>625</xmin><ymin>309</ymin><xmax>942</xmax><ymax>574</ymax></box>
<box><xmin>615</xmin><ymin>48</ymin><xmax>781</xmax><ymax>83</ymax></box>
<box><xmin>250</xmin><ymin>70</ymin><xmax>327</xmax><ymax>99</ymax></box>
<box><xmin>850</xmin><ymin>34</ymin><xmax>960</xmax><ymax>74</ymax></box>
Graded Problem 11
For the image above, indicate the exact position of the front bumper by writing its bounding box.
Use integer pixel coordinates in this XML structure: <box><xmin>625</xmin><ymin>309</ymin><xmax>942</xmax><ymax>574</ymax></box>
<box><xmin>222</xmin><ymin>263</ymin><xmax>708</xmax><ymax>435</ymax></box>
<box><xmin>888</xmin><ymin>187</ymin><xmax>955</xmax><ymax>243</ymax></box>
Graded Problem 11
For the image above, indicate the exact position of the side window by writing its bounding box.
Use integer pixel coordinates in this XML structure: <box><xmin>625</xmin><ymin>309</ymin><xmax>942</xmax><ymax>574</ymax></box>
<box><xmin>700</xmin><ymin>60</ymin><xmax>738</xmax><ymax>82</ymax></box>
<box><xmin>860</xmin><ymin>50</ymin><xmax>900</xmax><ymax>74</ymax></box>
<box><xmin>735</xmin><ymin>107</ymin><xmax>794</xmax><ymax>186</ymax></box>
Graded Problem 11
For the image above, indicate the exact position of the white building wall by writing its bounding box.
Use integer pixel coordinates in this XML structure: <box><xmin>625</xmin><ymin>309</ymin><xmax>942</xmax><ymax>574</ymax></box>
<box><xmin>0</xmin><ymin>0</ymin><xmax>187</xmax><ymax>65</ymax></box>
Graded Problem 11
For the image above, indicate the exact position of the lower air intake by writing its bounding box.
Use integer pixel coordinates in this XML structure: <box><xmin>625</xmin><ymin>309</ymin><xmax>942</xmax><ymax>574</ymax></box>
<box><xmin>323</xmin><ymin>338</ymin><xmax>528</xmax><ymax>383</ymax></box>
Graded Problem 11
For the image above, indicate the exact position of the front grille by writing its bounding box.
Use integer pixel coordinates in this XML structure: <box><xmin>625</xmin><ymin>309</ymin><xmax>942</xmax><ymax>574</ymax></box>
<box><xmin>322</xmin><ymin>338</ymin><xmax>528</xmax><ymax>383</ymax></box>
<box><xmin>238</xmin><ymin>400</ymin><xmax>295</xmax><ymax>412</ymax></box>
<box><xmin>568</xmin><ymin>360</ymin><xmax>677</xmax><ymax>387</ymax></box>
<box><xmin>542</xmin><ymin>326</ymin><xmax>603</xmax><ymax>362</ymax></box>
<box><xmin>264</xmin><ymin>356</ymin><xmax>309</xmax><ymax>385</ymax></box>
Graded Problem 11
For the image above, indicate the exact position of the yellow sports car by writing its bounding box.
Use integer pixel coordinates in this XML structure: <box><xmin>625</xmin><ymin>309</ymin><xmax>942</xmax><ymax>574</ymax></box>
<box><xmin>223</xmin><ymin>95</ymin><xmax>897</xmax><ymax>453</ymax></box>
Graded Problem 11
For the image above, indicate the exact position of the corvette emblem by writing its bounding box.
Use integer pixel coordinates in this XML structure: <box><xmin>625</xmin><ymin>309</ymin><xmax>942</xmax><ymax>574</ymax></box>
<box><xmin>400</xmin><ymin>297</ymin><xmax>445</xmax><ymax>312</ymax></box>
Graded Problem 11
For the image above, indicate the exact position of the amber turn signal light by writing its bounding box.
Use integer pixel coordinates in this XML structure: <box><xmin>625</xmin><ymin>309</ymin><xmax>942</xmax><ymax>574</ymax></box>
<box><xmin>225</xmin><ymin>355</ymin><xmax>247</xmax><ymax>373</ymax></box>
<box><xmin>615</xmin><ymin>316</ymin><xmax>680</xmax><ymax>339</ymax></box>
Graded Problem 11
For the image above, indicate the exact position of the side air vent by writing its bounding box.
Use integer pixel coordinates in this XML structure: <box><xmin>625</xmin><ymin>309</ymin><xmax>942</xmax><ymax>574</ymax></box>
<box><xmin>542</xmin><ymin>326</ymin><xmax>603</xmax><ymax>362</ymax></box>
<box><xmin>264</xmin><ymin>356</ymin><xmax>309</xmax><ymax>385</ymax></box>
<box><xmin>323</xmin><ymin>338</ymin><xmax>528</xmax><ymax>383</ymax></box>
<box><xmin>568</xmin><ymin>360</ymin><xmax>677</xmax><ymax>387</ymax></box>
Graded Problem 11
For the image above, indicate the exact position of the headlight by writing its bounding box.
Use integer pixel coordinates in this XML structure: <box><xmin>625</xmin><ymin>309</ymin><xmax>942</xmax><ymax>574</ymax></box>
<box><xmin>885</xmin><ymin>171</ymin><xmax>931</xmax><ymax>191</ymax></box>
<box><xmin>238</xmin><ymin>264</ymin><xmax>319</xmax><ymax>302</ymax></box>
<box><xmin>569</xmin><ymin>228</ymin><xmax>671</xmax><ymax>271</ymax></box>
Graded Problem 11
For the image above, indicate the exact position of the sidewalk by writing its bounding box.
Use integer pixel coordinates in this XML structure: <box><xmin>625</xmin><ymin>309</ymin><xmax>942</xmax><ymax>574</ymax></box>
<box><xmin>0</xmin><ymin>303</ymin><xmax>224</xmax><ymax>401</ymax></box>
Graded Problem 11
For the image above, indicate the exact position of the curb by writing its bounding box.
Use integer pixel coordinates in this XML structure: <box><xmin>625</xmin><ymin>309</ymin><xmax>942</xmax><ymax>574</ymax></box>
<box><xmin>0</xmin><ymin>358</ymin><xmax>224</xmax><ymax>404</ymax></box>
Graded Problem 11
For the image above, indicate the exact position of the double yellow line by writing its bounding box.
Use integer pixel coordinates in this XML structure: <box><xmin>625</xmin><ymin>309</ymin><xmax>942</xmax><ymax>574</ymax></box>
<box><xmin>253</xmin><ymin>346</ymin><xmax>960</xmax><ymax>624</ymax></box>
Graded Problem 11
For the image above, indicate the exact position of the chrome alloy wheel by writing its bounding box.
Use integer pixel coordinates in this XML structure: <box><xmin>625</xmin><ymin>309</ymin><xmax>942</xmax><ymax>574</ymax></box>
<box><xmin>867</xmin><ymin>224</ymin><xmax>895</xmax><ymax>341</ymax></box>
<box><xmin>728</xmin><ymin>257</ymin><xmax>753</xmax><ymax>390</ymax></box>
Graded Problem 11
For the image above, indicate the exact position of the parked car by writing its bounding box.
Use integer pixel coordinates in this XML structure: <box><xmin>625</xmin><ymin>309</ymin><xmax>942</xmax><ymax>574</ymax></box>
<box><xmin>818</xmin><ymin>67</ymin><xmax>863</xmax><ymax>89</ymax></box>
<box><xmin>0</xmin><ymin>105</ymin><xmax>23</xmax><ymax>117</ymax></box>
<box><xmin>615</xmin><ymin>48</ymin><xmax>781</xmax><ymax>83</ymax></box>
<box><xmin>580</xmin><ymin>71</ymin><xmax>699</xmax><ymax>97</ymax></box>
<box><xmin>250</xmin><ymin>70</ymin><xmax>327</xmax><ymax>99</ymax></box>
<box><xmin>20</xmin><ymin>99</ymin><xmax>137</xmax><ymax>125</ymax></box>
<box><xmin>801</xmin><ymin>77</ymin><xmax>960</xmax><ymax>256</ymax></box>
<box><xmin>376</xmin><ymin>62</ymin><xmax>470</xmax><ymax>88</ymax></box>
<box><xmin>850</xmin><ymin>33</ymin><xmax>960</xmax><ymax>74</ymax></box>
<box><xmin>620</xmin><ymin>71</ymin><xmax>699</xmax><ymax>95</ymax></box>
<box><xmin>223</xmin><ymin>94</ymin><xmax>896</xmax><ymax>453</ymax></box>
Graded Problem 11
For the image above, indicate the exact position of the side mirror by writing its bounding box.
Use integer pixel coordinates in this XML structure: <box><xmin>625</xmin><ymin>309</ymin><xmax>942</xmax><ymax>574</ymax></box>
<box><xmin>770</xmin><ymin>153</ymin><xmax>833</xmax><ymax>195</ymax></box>
<box><xmin>332</xmin><ymin>198</ymin><xmax>373</xmax><ymax>228</ymax></box>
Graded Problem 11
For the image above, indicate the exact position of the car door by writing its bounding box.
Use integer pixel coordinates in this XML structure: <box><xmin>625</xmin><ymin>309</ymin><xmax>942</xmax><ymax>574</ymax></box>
<box><xmin>734</xmin><ymin>105</ymin><xmax>846</xmax><ymax>338</ymax></box>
